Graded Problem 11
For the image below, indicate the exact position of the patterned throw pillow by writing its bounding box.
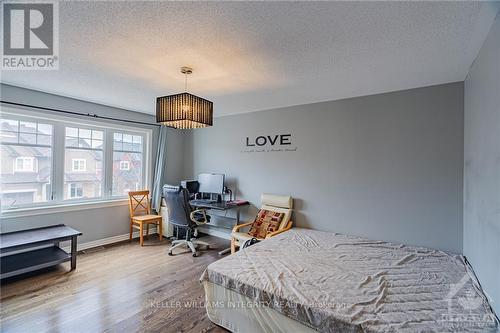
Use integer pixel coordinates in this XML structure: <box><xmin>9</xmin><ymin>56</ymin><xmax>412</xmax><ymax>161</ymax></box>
<box><xmin>247</xmin><ymin>209</ymin><xmax>284</xmax><ymax>239</ymax></box>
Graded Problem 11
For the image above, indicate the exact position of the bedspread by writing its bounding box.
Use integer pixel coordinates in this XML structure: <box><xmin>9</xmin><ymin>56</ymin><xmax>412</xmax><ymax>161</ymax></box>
<box><xmin>201</xmin><ymin>228</ymin><xmax>498</xmax><ymax>332</ymax></box>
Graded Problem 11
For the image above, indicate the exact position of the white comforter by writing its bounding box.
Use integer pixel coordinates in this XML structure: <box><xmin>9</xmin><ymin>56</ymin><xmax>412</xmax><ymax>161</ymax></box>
<box><xmin>201</xmin><ymin>228</ymin><xmax>498</xmax><ymax>332</ymax></box>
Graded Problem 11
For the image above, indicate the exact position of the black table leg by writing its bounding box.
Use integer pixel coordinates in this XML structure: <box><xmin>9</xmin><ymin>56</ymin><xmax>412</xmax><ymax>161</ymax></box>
<box><xmin>70</xmin><ymin>235</ymin><xmax>77</xmax><ymax>270</ymax></box>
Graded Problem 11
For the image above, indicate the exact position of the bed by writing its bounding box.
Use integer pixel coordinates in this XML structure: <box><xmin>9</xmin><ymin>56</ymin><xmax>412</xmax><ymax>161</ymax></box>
<box><xmin>201</xmin><ymin>228</ymin><xmax>498</xmax><ymax>332</ymax></box>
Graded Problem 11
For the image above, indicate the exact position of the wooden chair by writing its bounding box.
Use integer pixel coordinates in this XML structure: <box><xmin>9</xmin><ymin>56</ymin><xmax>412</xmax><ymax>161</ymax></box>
<box><xmin>231</xmin><ymin>194</ymin><xmax>293</xmax><ymax>253</ymax></box>
<box><xmin>128</xmin><ymin>190</ymin><xmax>163</xmax><ymax>246</ymax></box>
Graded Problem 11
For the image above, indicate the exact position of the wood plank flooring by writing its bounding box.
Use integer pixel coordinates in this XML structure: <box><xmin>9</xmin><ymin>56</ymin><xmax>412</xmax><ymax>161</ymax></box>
<box><xmin>0</xmin><ymin>236</ymin><xmax>230</xmax><ymax>333</ymax></box>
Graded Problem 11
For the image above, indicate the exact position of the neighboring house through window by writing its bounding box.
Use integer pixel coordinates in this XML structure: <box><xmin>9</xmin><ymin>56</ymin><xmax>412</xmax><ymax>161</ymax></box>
<box><xmin>1</xmin><ymin>190</ymin><xmax>36</xmax><ymax>207</ymax></box>
<box><xmin>72</xmin><ymin>158</ymin><xmax>86</xmax><ymax>172</ymax></box>
<box><xmin>1</xmin><ymin>109</ymin><xmax>150</xmax><ymax>210</ymax></box>
<box><xmin>112</xmin><ymin>132</ymin><xmax>144</xmax><ymax>196</ymax></box>
<box><xmin>68</xmin><ymin>183</ymin><xmax>83</xmax><ymax>199</ymax></box>
<box><xmin>1</xmin><ymin>117</ymin><xmax>52</xmax><ymax>208</ymax></box>
<box><xmin>14</xmin><ymin>157</ymin><xmax>36</xmax><ymax>172</ymax></box>
<box><xmin>119</xmin><ymin>161</ymin><xmax>130</xmax><ymax>170</ymax></box>
<box><xmin>64</xmin><ymin>127</ymin><xmax>103</xmax><ymax>200</ymax></box>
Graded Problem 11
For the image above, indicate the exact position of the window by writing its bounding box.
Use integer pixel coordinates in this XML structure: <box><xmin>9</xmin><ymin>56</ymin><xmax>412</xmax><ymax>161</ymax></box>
<box><xmin>68</xmin><ymin>183</ymin><xmax>83</xmax><ymax>198</ymax></box>
<box><xmin>0</xmin><ymin>109</ymin><xmax>150</xmax><ymax>210</ymax></box>
<box><xmin>1</xmin><ymin>118</ymin><xmax>52</xmax><ymax>208</ymax></box>
<box><xmin>64</xmin><ymin>127</ymin><xmax>103</xmax><ymax>200</ymax></box>
<box><xmin>112</xmin><ymin>132</ymin><xmax>143</xmax><ymax>196</ymax></box>
<box><xmin>119</xmin><ymin>161</ymin><xmax>130</xmax><ymax>170</ymax></box>
<box><xmin>14</xmin><ymin>157</ymin><xmax>36</xmax><ymax>172</ymax></box>
<box><xmin>72</xmin><ymin>159</ymin><xmax>87</xmax><ymax>172</ymax></box>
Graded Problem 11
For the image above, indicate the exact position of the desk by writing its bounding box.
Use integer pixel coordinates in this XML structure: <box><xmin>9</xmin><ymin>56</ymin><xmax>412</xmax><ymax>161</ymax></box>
<box><xmin>190</xmin><ymin>200</ymin><xmax>249</xmax><ymax>255</ymax></box>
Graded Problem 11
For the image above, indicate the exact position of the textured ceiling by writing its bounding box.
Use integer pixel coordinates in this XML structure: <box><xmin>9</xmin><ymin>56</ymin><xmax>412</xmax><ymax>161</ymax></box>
<box><xmin>2</xmin><ymin>1</ymin><xmax>499</xmax><ymax>116</ymax></box>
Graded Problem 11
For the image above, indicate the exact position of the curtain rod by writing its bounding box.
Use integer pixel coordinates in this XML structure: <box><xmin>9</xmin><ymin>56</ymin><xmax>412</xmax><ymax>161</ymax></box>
<box><xmin>0</xmin><ymin>100</ymin><xmax>166</xmax><ymax>128</ymax></box>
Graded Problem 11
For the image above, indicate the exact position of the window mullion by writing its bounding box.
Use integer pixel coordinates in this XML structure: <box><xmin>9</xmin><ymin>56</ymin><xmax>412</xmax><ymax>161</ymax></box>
<box><xmin>52</xmin><ymin>123</ymin><xmax>65</xmax><ymax>202</ymax></box>
<box><xmin>104</xmin><ymin>130</ymin><xmax>114</xmax><ymax>198</ymax></box>
<box><xmin>144</xmin><ymin>132</ymin><xmax>150</xmax><ymax>190</ymax></box>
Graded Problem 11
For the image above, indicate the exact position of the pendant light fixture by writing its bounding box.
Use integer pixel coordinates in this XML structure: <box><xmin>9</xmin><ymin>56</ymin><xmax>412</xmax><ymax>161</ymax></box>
<box><xmin>156</xmin><ymin>67</ymin><xmax>213</xmax><ymax>129</ymax></box>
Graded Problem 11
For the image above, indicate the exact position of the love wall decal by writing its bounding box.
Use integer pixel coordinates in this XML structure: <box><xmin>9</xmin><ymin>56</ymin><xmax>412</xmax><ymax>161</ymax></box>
<box><xmin>241</xmin><ymin>134</ymin><xmax>298</xmax><ymax>154</ymax></box>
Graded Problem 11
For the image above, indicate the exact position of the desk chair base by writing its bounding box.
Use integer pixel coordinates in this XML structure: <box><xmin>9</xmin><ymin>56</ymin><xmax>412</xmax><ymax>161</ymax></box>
<box><xmin>168</xmin><ymin>239</ymin><xmax>210</xmax><ymax>257</ymax></box>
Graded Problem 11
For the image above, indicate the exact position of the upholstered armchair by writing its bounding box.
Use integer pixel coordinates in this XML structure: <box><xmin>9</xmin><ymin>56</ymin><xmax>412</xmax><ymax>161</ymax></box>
<box><xmin>230</xmin><ymin>194</ymin><xmax>293</xmax><ymax>253</ymax></box>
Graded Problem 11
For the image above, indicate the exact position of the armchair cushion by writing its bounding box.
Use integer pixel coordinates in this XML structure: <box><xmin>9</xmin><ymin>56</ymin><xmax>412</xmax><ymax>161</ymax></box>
<box><xmin>261</xmin><ymin>193</ymin><xmax>292</xmax><ymax>209</ymax></box>
<box><xmin>261</xmin><ymin>193</ymin><xmax>292</xmax><ymax>230</ymax></box>
<box><xmin>260</xmin><ymin>205</ymin><xmax>292</xmax><ymax>230</ymax></box>
<box><xmin>247</xmin><ymin>209</ymin><xmax>284</xmax><ymax>239</ymax></box>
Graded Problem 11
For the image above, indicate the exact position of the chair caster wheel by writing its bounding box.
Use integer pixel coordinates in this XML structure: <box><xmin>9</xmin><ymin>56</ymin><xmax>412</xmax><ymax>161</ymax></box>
<box><xmin>192</xmin><ymin>252</ymin><xmax>198</xmax><ymax>257</ymax></box>
<box><xmin>168</xmin><ymin>252</ymin><xmax>173</xmax><ymax>256</ymax></box>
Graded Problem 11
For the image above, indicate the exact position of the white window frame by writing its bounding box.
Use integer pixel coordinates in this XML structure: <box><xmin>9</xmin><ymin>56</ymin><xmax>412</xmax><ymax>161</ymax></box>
<box><xmin>13</xmin><ymin>156</ymin><xmax>36</xmax><ymax>172</ymax></box>
<box><xmin>71</xmin><ymin>158</ymin><xmax>87</xmax><ymax>172</ymax></box>
<box><xmin>119</xmin><ymin>160</ymin><xmax>130</xmax><ymax>171</ymax></box>
<box><xmin>1</xmin><ymin>106</ymin><xmax>153</xmax><ymax>216</ymax></box>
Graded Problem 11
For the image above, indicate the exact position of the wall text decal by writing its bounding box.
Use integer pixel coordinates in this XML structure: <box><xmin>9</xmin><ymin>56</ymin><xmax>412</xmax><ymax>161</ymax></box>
<box><xmin>241</xmin><ymin>134</ymin><xmax>297</xmax><ymax>153</ymax></box>
<box><xmin>246</xmin><ymin>134</ymin><xmax>291</xmax><ymax>146</ymax></box>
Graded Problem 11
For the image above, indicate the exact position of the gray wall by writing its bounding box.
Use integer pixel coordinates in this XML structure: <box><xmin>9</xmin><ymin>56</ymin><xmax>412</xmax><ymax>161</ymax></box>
<box><xmin>185</xmin><ymin>82</ymin><xmax>464</xmax><ymax>253</ymax></box>
<box><xmin>463</xmin><ymin>13</ymin><xmax>500</xmax><ymax>315</ymax></box>
<box><xmin>0</xmin><ymin>84</ymin><xmax>185</xmax><ymax>243</ymax></box>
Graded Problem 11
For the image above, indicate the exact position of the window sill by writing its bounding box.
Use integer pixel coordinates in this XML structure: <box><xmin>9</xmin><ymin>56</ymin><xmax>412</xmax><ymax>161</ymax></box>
<box><xmin>1</xmin><ymin>199</ymin><xmax>129</xmax><ymax>219</ymax></box>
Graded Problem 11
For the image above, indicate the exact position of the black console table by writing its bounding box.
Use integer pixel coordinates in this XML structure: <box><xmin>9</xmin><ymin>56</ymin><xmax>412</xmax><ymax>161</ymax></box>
<box><xmin>0</xmin><ymin>224</ymin><xmax>82</xmax><ymax>279</ymax></box>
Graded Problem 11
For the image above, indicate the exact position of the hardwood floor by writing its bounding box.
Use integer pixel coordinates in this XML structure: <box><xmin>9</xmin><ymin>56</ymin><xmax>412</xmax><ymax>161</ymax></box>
<box><xmin>0</xmin><ymin>236</ymin><xmax>230</xmax><ymax>333</ymax></box>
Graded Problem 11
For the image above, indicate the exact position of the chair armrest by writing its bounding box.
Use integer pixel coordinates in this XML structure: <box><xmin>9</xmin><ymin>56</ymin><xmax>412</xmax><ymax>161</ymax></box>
<box><xmin>190</xmin><ymin>209</ymin><xmax>209</xmax><ymax>225</ymax></box>
<box><xmin>232</xmin><ymin>221</ymin><xmax>253</xmax><ymax>233</ymax></box>
<box><xmin>265</xmin><ymin>221</ymin><xmax>293</xmax><ymax>239</ymax></box>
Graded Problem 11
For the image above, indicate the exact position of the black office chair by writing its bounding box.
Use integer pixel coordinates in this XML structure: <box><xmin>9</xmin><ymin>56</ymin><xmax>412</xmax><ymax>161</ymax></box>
<box><xmin>163</xmin><ymin>185</ymin><xmax>211</xmax><ymax>257</ymax></box>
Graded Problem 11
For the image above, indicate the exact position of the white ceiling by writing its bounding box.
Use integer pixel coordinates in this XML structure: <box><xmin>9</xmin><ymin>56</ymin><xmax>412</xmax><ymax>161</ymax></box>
<box><xmin>2</xmin><ymin>1</ymin><xmax>499</xmax><ymax>117</ymax></box>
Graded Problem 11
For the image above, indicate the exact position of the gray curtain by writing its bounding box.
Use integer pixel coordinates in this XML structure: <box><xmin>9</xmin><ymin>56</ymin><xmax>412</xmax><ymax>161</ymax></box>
<box><xmin>151</xmin><ymin>125</ymin><xmax>168</xmax><ymax>213</ymax></box>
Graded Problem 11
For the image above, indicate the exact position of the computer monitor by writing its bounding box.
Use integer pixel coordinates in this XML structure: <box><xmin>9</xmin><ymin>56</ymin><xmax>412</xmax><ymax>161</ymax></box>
<box><xmin>181</xmin><ymin>180</ymin><xmax>199</xmax><ymax>194</ymax></box>
<box><xmin>198</xmin><ymin>173</ymin><xmax>224</xmax><ymax>194</ymax></box>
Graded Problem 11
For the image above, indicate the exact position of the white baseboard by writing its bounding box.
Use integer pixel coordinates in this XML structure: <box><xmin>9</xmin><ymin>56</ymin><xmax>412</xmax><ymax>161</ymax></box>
<box><xmin>64</xmin><ymin>225</ymin><xmax>231</xmax><ymax>253</ymax></box>
<box><xmin>62</xmin><ymin>227</ymin><xmax>158</xmax><ymax>252</ymax></box>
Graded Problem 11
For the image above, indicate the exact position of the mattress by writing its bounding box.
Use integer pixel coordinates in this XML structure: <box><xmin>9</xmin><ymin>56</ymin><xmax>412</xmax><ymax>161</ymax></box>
<box><xmin>204</xmin><ymin>280</ymin><xmax>317</xmax><ymax>333</ymax></box>
<box><xmin>201</xmin><ymin>228</ymin><xmax>498</xmax><ymax>332</ymax></box>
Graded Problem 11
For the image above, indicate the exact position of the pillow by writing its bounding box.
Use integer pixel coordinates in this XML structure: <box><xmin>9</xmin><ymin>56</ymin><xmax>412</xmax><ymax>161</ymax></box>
<box><xmin>247</xmin><ymin>209</ymin><xmax>284</xmax><ymax>239</ymax></box>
